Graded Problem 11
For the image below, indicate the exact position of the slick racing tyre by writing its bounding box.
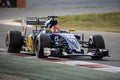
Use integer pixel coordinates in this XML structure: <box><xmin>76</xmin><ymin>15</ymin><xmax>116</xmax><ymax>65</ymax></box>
<box><xmin>88</xmin><ymin>35</ymin><xmax>105</xmax><ymax>60</ymax></box>
<box><xmin>5</xmin><ymin>31</ymin><xmax>23</xmax><ymax>53</ymax></box>
<box><xmin>35</xmin><ymin>34</ymin><xmax>51</xmax><ymax>58</ymax></box>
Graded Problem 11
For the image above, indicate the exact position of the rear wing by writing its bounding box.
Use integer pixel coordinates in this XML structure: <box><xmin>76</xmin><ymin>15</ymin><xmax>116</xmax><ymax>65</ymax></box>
<box><xmin>23</xmin><ymin>16</ymin><xmax>58</xmax><ymax>25</ymax></box>
<box><xmin>22</xmin><ymin>17</ymin><xmax>48</xmax><ymax>36</ymax></box>
<box><xmin>22</xmin><ymin>16</ymin><xmax>58</xmax><ymax>36</ymax></box>
<box><xmin>25</xmin><ymin>17</ymin><xmax>48</xmax><ymax>25</ymax></box>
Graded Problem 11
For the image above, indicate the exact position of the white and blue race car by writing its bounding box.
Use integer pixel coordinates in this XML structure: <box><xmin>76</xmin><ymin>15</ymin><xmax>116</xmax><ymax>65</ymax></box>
<box><xmin>5</xmin><ymin>16</ymin><xmax>109</xmax><ymax>59</ymax></box>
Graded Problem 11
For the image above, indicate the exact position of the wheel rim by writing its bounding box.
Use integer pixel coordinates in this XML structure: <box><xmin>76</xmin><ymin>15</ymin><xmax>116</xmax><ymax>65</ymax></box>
<box><xmin>89</xmin><ymin>39</ymin><xmax>94</xmax><ymax>48</ymax></box>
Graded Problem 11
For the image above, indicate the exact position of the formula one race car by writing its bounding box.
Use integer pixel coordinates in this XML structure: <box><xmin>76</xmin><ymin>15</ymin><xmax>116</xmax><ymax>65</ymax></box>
<box><xmin>5</xmin><ymin>16</ymin><xmax>109</xmax><ymax>59</ymax></box>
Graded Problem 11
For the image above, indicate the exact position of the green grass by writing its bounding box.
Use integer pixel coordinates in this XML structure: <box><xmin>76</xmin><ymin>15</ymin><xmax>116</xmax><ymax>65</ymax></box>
<box><xmin>57</xmin><ymin>12</ymin><xmax>120</xmax><ymax>32</ymax></box>
<box><xmin>0</xmin><ymin>54</ymin><xmax>120</xmax><ymax>80</ymax></box>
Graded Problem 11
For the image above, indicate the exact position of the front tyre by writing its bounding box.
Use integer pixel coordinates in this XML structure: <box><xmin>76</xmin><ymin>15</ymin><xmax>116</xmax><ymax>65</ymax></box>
<box><xmin>88</xmin><ymin>35</ymin><xmax>105</xmax><ymax>60</ymax></box>
<box><xmin>35</xmin><ymin>34</ymin><xmax>51</xmax><ymax>58</ymax></box>
<box><xmin>5</xmin><ymin>31</ymin><xmax>23</xmax><ymax>53</ymax></box>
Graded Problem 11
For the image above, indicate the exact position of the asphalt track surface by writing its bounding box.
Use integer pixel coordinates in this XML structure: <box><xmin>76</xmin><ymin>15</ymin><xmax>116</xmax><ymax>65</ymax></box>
<box><xmin>0</xmin><ymin>22</ymin><xmax>120</xmax><ymax>67</ymax></box>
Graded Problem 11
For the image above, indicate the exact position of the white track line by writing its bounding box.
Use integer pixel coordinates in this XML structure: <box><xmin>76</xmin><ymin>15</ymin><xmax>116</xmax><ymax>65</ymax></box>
<box><xmin>95</xmin><ymin>67</ymin><xmax>120</xmax><ymax>73</ymax></box>
<box><xmin>0</xmin><ymin>48</ymin><xmax>6</xmax><ymax>52</ymax></box>
<box><xmin>0</xmin><ymin>19</ymin><xmax>14</xmax><ymax>24</ymax></box>
<box><xmin>0</xmin><ymin>19</ymin><xmax>32</xmax><ymax>28</ymax></box>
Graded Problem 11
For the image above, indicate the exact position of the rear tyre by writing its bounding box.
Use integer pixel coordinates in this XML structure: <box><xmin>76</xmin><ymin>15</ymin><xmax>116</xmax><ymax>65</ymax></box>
<box><xmin>88</xmin><ymin>35</ymin><xmax>105</xmax><ymax>60</ymax></box>
<box><xmin>35</xmin><ymin>34</ymin><xmax>51</xmax><ymax>58</ymax></box>
<box><xmin>5</xmin><ymin>31</ymin><xmax>23</xmax><ymax>53</ymax></box>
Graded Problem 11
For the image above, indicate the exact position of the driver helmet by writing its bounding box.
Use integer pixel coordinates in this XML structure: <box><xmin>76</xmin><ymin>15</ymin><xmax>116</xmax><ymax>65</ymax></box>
<box><xmin>51</xmin><ymin>25</ymin><xmax>60</xmax><ymax>33</ymax></box>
